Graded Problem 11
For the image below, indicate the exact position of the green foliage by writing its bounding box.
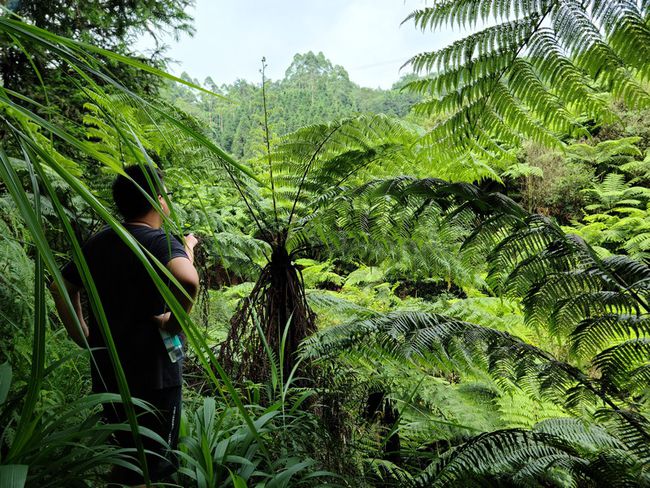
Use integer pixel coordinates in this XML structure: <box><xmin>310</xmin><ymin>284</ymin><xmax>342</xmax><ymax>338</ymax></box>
<box><xmin>0</xmin><ymin>361</ymin><xmax>153</xmax><ymax>487</ymax></box>
<box><xmin>295</xmin><ymin>259</ymin><xmax>345</xmax><ymax>290</ymax></box>
<box><xmin>583</xmin><ymin>172</ymin><xmax>650</xmax><ymax>212</ymax></box>
<box><xmin>506</xmin><ymin>142</ymin><xmax>594</xmax><ymax>219</ymax></box>
<box><xmin>569</xmin><ymin>166</ymin><xmax>650</xmax><ymax>260</ymax></box>
<box><xmin>179</xmin><ymin>397</ymin><xmax>330</xmax><ymax>487</ymax></box>
<box><xmin>300</xmin><ymin>176</ymin><xmax>650</xmax><ymax>484</ymax></box>
<box><xmin>0</xmin><ymin>201</ymin><xmax>33</xmax><ymax>368</ymax></box>
<box><xmin>165</xmin><ymin>52</ymin><xmax>420</xmax><ymax>160</ymax></box>
<box><xmin>416</xmin><ymin>419</ymin><xmax>650</xmax><ymax>487</ymax></box>
<box><xmin>471</xmin><ymin>214</ymin><xmax>650</xmax><ymax>389</ymax></box>
<box><xmin>0</xmin><ymin>0</ymin><xmax>194</xmax><ymax>123</ymax></box>
<box><xmin>501</xmin><ymin>162</ymin><xmax>543</xmax><ymax>180</ymax></box>
<box><xmin>568</xmin><ymin>136</ymin><xmax>643</xmax><ymax>173</ymax></box>
<box><xmin>4</xmin><ymin>0</ymin><xmax>194</xmax><ymax>50</ymax></box>
<box><xmin>403</xmin><ymin>0</ymin><xmax>650</xmax><ymax>169</ymax></box>
<box><xmin>263</xmin><ymin>114</ymin><xmax>426</xmax><ymax>249</ymax></box>
<box><xmin>3</xmin><ymin>2</ymin><xmax>650</xmax><ymax>486</ymax></box>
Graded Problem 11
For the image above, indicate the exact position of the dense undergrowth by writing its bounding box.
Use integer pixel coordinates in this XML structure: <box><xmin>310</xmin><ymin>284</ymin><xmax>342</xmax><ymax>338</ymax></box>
<box><xmin>1</xmin><ymin>1</ymin><xmax>650</xmax><ymax>486</ymax></box>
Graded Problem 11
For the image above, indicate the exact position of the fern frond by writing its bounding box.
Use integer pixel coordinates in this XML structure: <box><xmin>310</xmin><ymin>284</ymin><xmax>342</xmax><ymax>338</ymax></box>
<box><xmin>534</xmin><ymin>417</ymin><xmax>625</xmax><ymax>452</ymax></box>
<box><xmin>593</xmin><ymin>338</ymin><xmax>650</xmax><ymax>394</ymax></box>
<box><xmin>415</xmin><ymin>416</ymin><xmax>649</xmax><ymax>487</ymax></box>
<box><xmin>304</xmin><ymin>311</ymin><xmax>604</xmax><ymax>411</ymax></box>
<box><xmin>419</xmin><ymin>428</ymin><xmax>583</xmax><ymax>488</ymax></box>
<box><xmin>404</xmin><ymin>0</ymin><xmax>650</xmax><ymax>166</ymax></box>
<box><xmin>570</xmin><ymin>314</ymin><xmax>650</xmax><ymax>359</ymax></box>
<box><xmin>594</xmin><ymin>408</ymin><xmax>650</xmax><ymax>464</ymax></box>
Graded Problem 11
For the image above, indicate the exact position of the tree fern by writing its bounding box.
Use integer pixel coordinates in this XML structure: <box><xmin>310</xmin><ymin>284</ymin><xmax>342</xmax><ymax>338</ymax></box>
<box><xmin>569</xmin><ymin>165</ymin><xmax>650</xmax><ymax>260</ymax></box>
<box><xmin>306</xmin><ymin>307</ymin><xmax>650</xmax><ymax>485</ymax></box>
<box><xmin>302</xmin><ymin>175</ymin><xmax>650</xmax><ymax>483</ymax></box>
<box><xmin>415</xmin><ymin>420</ymin><xmax>650</xmax><ymax>487</ymax></box>
<box><xmin>568</xmin><ymin>136</ymin><xmax>643</xmax><ymax>172</ymax></box>
<box><xmin>583</xmin><ymin>173</ymin><xmax>650</xmax><ymax>212</ymax></box>
<box><xmin>219</xmin><ymin>114</ymin><xmax>446</xmax><ymax>382</ymax></box>
<box><xmin>403</xmin><ymin>0</ymin><xmax>650</xmax><ymax>167</ymax></box>
<box><xmin>464</xmin><ymin>209</ymin><xmax>650</xmax><ymax>400</ymax></box>
<box><xmin>315</xmin><ymin>175</ymin><xmax>649</xmax><ymax>398</ymax></box>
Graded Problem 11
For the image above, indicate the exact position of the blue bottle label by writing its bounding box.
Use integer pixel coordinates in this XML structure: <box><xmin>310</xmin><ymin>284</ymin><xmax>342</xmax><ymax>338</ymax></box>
<box><xmin>160</xmin><ymin>329</ymin><xmax>184</xmax><ymax>363</ymax></box>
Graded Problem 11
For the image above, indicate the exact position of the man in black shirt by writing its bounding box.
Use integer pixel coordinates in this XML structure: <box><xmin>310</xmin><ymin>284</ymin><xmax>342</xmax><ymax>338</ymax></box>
<box><xmin>51</xmin><ymin>165</ymin><xmax>199</xmax><ymax>485</ymax></box>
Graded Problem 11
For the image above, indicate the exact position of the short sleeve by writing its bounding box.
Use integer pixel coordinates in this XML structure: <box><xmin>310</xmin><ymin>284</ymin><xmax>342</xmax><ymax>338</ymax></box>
<box><xmin>61</xmin><ymin>259</ymin><xmax>82</xmax><ymax>287</ymax></box>
<box><xmin>150</xmin><ymin>231</ymin><xmax>188</xmax><ymax>265</ymax></box>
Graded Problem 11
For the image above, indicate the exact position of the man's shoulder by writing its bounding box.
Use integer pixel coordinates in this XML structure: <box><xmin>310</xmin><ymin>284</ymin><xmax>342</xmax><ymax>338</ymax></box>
<box><xmin>84</xmin><ymin>224</ymin><xmax>153</xmax><ymax>254</ymax></box>
<box><xmin>85</xmin><ymin>224</ymin><xmax>185</xmax><ymax>261</ymax></box>
<box><xmin>131</xmin><ymin>226</ymin><xmax>181</xmax><ymax>246</ymax></box>
<box><xmin>83</xmin><ymin>225</ymin><xmax>116</xmax><ymax>247</ymax></box>
<box><xmin>135</xmin><ymin>228</ymin><xmax>187</xmax><ymax>263</ymax></box>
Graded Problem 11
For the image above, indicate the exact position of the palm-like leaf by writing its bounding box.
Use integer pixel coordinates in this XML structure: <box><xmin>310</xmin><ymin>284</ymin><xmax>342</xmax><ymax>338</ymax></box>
<box><xmin>305</xmin><ymin>308</ymin><xmax>650</xmax><ymax>485</ymax></box>
<box><xmin>304</xmin><ymin>176</ymin><xmax>650</xmax><ymax>483</ymax></box>
<box><xmin>403</xmin><ymin>0</ymin><xmax>650</xmax><ymax>166</ymax></box>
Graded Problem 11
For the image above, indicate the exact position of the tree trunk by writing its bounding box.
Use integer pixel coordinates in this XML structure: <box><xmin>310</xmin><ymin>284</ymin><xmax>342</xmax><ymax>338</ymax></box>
<box><xmin>219</xmin><ymin>243</ymin><xmax>316</xmax><ymax>384</ymax></box>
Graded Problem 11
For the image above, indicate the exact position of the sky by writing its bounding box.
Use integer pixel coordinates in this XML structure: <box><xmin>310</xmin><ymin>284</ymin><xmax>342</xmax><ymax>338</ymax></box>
<box><xmin>137</xmin><ymin>0</ymin><xmax>459</xmax><ymax>89</ymax></box>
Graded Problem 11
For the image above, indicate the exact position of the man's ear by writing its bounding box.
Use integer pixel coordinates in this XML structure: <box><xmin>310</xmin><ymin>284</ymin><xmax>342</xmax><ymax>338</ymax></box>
<box><xmin>159</xmin><ymin>193</ymin><xmax>170</xmax><ymax>215</ymax></box>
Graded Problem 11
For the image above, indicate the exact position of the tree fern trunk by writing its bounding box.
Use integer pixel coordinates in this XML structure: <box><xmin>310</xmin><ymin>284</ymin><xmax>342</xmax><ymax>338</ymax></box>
<box><xmin>219</xmin><ymin>243</ymin><xmax>316</xmax><ymax>384</ymax></box>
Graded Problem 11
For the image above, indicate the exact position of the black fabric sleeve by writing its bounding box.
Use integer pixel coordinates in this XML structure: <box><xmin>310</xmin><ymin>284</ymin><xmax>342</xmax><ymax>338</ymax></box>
<box><xmin>61</xmin><ymin>259</ymin><xmax>82</xmax><ymax>287</ymax></box>
<box><xmin>151</xmin><ymin>231</ymin><xmax>188</xmax><ymax>265</ymax></box>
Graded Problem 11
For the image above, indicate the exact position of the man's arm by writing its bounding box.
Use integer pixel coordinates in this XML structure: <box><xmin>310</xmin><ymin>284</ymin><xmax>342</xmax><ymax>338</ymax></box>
<box><xmin>51</xmin><ymin>279</ymin><xmax>89</xmax><ymax>348</ymax></box>
<box><xmin>155</xmin><ymin>235</ymin><xmax>200</xmax><ymax>335</ymax></box>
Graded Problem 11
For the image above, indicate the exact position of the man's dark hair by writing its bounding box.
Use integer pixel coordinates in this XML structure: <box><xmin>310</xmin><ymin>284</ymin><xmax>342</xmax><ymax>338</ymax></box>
<box><xmin>112</xmin><ymin>165</ymin><xmax>164</xmax><ymax>220</ymax></box>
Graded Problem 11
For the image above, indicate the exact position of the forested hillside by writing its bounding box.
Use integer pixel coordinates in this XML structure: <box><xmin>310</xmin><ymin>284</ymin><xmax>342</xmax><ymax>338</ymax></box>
<box><xmin>164</xmin><ymin>51</ymin><xmax>421</xmax><ymax>159</ymax></box>
<box><xmin>1</xmin><ymin>1</ymin><xmax>650</xmax><ymax>487</ymax></box>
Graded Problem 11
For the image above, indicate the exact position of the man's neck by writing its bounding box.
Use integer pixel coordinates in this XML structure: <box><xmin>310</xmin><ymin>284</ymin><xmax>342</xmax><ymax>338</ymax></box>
<box><xmin>126</xmin><ymin>211</ymin><xmax>163</xmax><ymax>229</ymax></box>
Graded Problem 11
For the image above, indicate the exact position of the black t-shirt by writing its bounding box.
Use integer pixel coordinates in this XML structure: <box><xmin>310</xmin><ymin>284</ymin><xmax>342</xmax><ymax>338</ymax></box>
<box><xmin>61</xmin><ymin>224</ymin><xmax>188</xmax><ymax>394</ymax></box>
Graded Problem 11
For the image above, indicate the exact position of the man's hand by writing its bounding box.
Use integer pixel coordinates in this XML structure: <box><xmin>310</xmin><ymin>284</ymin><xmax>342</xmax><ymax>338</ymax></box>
<box><xmin>184</xmin><ymin>233</ymin><xmax>198</xmax><ymax>264</ymax></box>
<box><xmin>151</xmin><ymin>311</ymin><xmax>171</xmax><ymax>330</ymax></box>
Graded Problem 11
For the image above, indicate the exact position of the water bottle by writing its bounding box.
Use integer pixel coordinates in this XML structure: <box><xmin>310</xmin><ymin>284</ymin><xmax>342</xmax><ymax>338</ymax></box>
<box><xmin>160</xmin><ymin>329</ymin><xmax>184</xmax><ymax>363</ymax></box>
